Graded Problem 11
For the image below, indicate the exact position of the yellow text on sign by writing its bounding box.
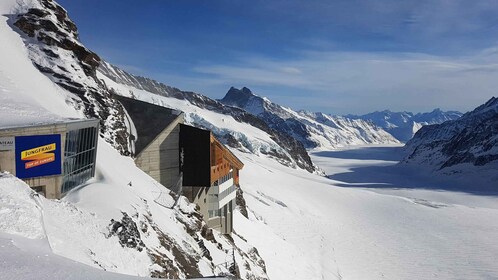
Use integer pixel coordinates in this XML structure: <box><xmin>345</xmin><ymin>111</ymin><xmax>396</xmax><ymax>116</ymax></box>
<box><xmin>21</xmin><ymin>143</ymin><xmax>56</xmax><ymax>160</ymax></box>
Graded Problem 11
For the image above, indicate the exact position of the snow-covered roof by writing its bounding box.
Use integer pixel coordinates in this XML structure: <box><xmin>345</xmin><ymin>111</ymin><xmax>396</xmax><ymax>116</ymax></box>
<box><xmin>0</xmin><ymin>117</ymin><xmax>99</xmax><ymax>131</ymax></box>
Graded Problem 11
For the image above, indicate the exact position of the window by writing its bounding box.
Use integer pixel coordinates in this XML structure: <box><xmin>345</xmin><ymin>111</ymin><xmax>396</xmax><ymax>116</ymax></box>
<box><xmin>208</xmin><ymin>209</ymin><xmax>222</xmax><ymax>218</ymax></box>
<box><xmin>61</xmin><ymin>126</ymin><xmax>98</xmax><ymax>193</ymax></box>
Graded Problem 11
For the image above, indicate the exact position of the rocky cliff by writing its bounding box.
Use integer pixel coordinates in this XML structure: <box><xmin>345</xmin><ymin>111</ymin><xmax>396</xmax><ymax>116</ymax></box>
<box><xmin>11</xmin><ymin>0</ymin><xmax>130</xmax><ymax>154</ymax></box>
<box><xmin>402</xmin><ymin>97</ymin><xmax>498</xmax><ymax>174</ymax></box>
<box><xmin>221</xmin><ymin>87</ymin><xmax>399</xmax><ymax>149</ymax></box>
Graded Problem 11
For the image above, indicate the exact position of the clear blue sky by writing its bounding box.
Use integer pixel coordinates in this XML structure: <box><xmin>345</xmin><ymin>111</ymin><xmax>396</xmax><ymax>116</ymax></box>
<box><xmin>58</xmin><ymin>0</ymin><xmax>498</xmax><ymax>114</ymax></box>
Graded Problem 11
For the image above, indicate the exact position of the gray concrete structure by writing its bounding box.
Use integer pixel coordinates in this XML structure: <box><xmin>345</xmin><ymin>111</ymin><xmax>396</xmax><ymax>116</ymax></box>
<box><xmin>116</xmin><ymin>95</ymin><xmax>185</xmax><ymax>193</ymax></box>
<box><xmin>0</xmin><ymin>119</ymin><xmax>99</xmax><ymax>199</ymax></box>
<box><xmin>134</xmin><ymin>114</ymin><xmax>184</xmax><ymax>192</ymax></box>
<box><xmin>117</xmin><ymin>96</ymin><xmax>243</xmax><ymax>235</ymax></box>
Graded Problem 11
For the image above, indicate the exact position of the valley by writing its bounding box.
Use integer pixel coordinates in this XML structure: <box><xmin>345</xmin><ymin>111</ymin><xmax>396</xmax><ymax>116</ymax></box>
<box><xmin>1</xmin><ymin>0</ymin><xmax>497</xmax><ymax>279</ymax></box>
<box><xmin>234</xmin><ymin>145</ymin><xmax>498</xmax><ymax>279</ymax></box>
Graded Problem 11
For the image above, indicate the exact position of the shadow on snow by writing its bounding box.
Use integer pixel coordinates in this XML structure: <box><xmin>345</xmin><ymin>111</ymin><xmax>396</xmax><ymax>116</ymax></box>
<box><xmin>321</xmin><ymin>147</ymin><xmax>498</xmax><ymax>197</ymax></box>
<box><xmin>313</xmin><ymin>146</ymin><xmax>404</xmax><ymax>161</ymax></box>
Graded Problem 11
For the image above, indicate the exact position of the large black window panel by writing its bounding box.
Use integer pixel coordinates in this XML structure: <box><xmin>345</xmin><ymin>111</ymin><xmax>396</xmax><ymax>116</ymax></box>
<box><xmin>179</xmin><ymin>124</ymin><xmax>210</xmax><ymax>187</ymax></box>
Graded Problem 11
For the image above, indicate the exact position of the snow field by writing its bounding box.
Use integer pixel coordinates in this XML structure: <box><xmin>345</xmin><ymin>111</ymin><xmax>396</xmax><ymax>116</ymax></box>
<box><xmin>234</xmin><ymin>147</ymin><xmax>498</xmax><ymax>280</ymax></box>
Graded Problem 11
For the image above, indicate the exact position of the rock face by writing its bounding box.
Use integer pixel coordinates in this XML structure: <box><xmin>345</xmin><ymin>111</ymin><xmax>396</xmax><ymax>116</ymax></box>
<box><xmin>12</xmin><ymin>0</ymin><xmax>130</xmax><ymax>154</ymax></box>
<box><xmin>347</xmin><ymin>109</ymin><xmax>462</xmax><ymax>142</ymax></box>
<box><xmin>220</xmin><ymin>87</ymin><xmax>399</xmax><ymax>149</ymax></box>
<box><xmin>402</xmin><ymin>97</ymin><xmax>498</xmax><ymax>173</ymax></box>
<box><xmin>99</xmin><ymin>63</ymin><xmax>317</xmax><ymax>173</ymax></box>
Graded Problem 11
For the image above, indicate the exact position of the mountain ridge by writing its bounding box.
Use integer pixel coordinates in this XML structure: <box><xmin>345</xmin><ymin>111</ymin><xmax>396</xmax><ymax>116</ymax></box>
<box><xmin>347</xmin><ymin>108</ymin><xmax>463</xmax><ymax>142</ymax></box>
<box><xmin>99</xmin><ymin>62</ymin><xmax>317</xmax><ymax>173</ymax></box>
<box><xmin>220</xmin><ymin>87</ymin><xmax>400</xmax><ymax>149</ymax></box>
<box><xmin>401</xmin><ymin>96</ymin><xmax>498</xmax><ymax>183</ymax></box>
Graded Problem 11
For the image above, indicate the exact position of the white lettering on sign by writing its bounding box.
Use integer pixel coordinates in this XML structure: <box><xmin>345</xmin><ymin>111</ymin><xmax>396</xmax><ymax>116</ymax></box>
<box><xmin>0</xmin><ymin>137</ymin><xmax>15</xmax><ymax>151</ymax></box>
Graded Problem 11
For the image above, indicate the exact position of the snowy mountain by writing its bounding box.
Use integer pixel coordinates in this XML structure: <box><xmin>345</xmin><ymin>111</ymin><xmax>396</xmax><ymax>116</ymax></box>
<box><xmin>9</xmin><ymin>0</ymin><xmax>131</xmax><ymax>154</ymax></box>
<box><xmin>2</xmin><ymin>1</ymin><xmax>498</xmax><ymax>280</ymax></box>
<box><xmin>347</xmin><ymin>109</ymin><xmax>462</xmax><ymax>142</ymax></box>
<box><xmin>1</xmin><ymin>0</ymin><xmax>269</xmax><ymax>278</ymax></box>
<box><xmin>220</xmin><ymin>87</ymin><xmax>399</xmax><ymax>149</ymax></box>
<box><xmin>401</xmin><ymin>97</ymin><xmax>498</xmax><ymax>184</ymax></box>
<box><xmin>98</xmin><ymin>63</ymin><xmax>317</xmax><ymax>173</ymax></box>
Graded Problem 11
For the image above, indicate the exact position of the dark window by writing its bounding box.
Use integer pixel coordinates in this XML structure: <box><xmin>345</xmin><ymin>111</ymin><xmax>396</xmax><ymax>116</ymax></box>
<box><xmin>61</xmin><ymin>126</ymin><xmax>98</xmax><ymax>193</ymax></box>
<box><xmin>179</xmin><ymin>124</ymin><xmax>211</xmax><ymax>187</ymax></box>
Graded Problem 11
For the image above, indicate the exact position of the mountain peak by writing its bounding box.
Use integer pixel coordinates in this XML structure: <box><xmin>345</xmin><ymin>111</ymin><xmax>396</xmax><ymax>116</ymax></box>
<box><xmin>221</xmin><ymin>86</ymin><xmax>260</xmax><ymax>108</ymax></box>
<box><xmin>467</xmin><ymin>96</ymin><xmax>498</xmax><ymax>116</ymax></box>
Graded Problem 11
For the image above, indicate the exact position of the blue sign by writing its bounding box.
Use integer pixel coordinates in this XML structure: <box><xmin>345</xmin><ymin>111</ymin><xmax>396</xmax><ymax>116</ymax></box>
<box><xmin>15</xmin><ymin>134</ymin><xmax>62</xmax><ymax>179</ymax></box>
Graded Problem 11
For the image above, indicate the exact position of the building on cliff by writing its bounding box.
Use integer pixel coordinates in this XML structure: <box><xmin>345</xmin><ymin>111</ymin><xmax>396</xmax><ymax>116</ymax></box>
<box><xmin>116</xmin><ymin>95</ymin><xmax>243</xmax><ymax>234</ymax></box>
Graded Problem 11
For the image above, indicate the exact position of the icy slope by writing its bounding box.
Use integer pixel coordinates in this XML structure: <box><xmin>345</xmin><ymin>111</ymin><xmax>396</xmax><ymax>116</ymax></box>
<box><xmin>0</xmin><ymin>140</ymin><xmax>269</xmax><ymax>279</ymax></box>
<box><xmin>233</xmin><ymin>146</ymin><xmax>498</xmax><ymax>280</ymax></box>
<box><xmin>5</xmin><ymin>0</ymin><xmax>131</xmax><ymax>153</ymax></box>
<box><xmin>98</xmin><ymin>71</ymin><xmax>317</xmax><ymax>173</ymax></box>
<box><xmin>402</xmin><ymin>97</ymin><xmax>498</xmax><ymax>184</ymax></box>
<box><xmin>220</xmin><ymin>87</ymin><xmax>400</xmax><ymax>149</ymax></box>
<box><xmin>0</xmin><ymin>234</ymin><xmax>153</xmax><ymax>280</ymax></box>
<box><xmin>347</xmin><ymin>109</ymin><xmax>463</xmax><ymax>142</ymax></box>
<box><xmin>0</xmin><ymin>0</ymin><xmax>79</xmax><ymax>126</ymax></box>
<box><xmin>0</xmin><ymin>1</ymin><xmax>268</xmax><ymax>277</ymax></box>
<box><xmin>99</xmin><ymin>63</ymin><xmax>316</xmax><ymax>173</ymax></box>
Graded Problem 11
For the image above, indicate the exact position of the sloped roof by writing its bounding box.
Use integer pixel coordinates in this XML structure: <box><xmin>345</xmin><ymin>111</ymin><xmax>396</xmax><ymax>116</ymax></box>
<box><xmin>115</xmin><ymin>95</ymin><xmax>182</xmax><ymax>156</ymax></box>
<box><xmin>211</xmin><ymin>135</ymin><xmax>244</xmax><ymax>169</ymax></box>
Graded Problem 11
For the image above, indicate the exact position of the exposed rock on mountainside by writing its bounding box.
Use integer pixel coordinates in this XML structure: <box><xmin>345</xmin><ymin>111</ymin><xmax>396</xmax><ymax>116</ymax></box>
<box><xmin>220</xmin><ymin>87</ymin><xmax>399</xmax><ymax>149</ymax></box>
<box><xmin>347</xmin><ymin>109</ymin><xmax>462</xmax><ymax>142</ymax></box>
<box><xmin>11</xmin><ymin>0</ymin><xmax>130</xmax><ymax>154</ymax></box>
<box><xmin>402</xmin><ymin>97</ymin><xmax>498</xmax><ymax>173</ymax></box>
<box><xmin>99</xmin><ymin>62</ymin><xmax>317</xmax><ymax>173</ymax></box>
<box><xmin>4</xmin><ymin>1</ymin><xmax>271</xmax><ymax>278</ymax></box>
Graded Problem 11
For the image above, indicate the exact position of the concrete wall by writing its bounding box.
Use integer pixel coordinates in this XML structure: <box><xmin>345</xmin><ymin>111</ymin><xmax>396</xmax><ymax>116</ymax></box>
<box><xmin>135</xmin><ymin>115</ymin><xmax>183</xmax><ymax>192</ymax></box>
<box><xmin>0</xmin><ymin>124</ymin><xmax>67</xmax><ymax>199</ymax></box>
<box><xmin>0</xmin><ymin>120</ymin><xmax>99</xmax><ymax>199</ymax></box>
<box><xmin>183</xmin><ymin>185</ymin><xmax>233</xmax><ymax>234</ymax></box>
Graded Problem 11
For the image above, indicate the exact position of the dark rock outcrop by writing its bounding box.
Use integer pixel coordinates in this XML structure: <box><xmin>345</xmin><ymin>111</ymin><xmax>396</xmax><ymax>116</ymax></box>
<box><xmin>99</xmin><ymin>63</ymin><xmax>317</xmax><ymax>172</ymax></box>
<box><xmin>221</xmin><ymin>87</ymin><xmax>398</xmax><ymax>150</ymax></box>
<box><xmin>107</xmin><ymin>212</ymin><xmax>145</xmax><ymax>252</ymax></box>
<box><xmin>402</xmin><ymin>97</ymin><xmax>498</xmax><ymax>170</ymax></box>
<box><xmin>12</xmin><ymin>0</ymin><xmax>130</xmax><ymax>154</ymax></box>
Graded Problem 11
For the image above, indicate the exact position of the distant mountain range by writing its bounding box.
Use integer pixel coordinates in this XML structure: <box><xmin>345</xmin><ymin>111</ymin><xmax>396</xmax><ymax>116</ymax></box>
<box><xmin>220</xmin><ymin>87</ymin><xmax>399</xmax><ymax>149</ymax></box>
<box><xmin>346</xmin><ymin>109</ymin><xmax>463</xmax><ymax>142</ymax></box>
<box><xmin>402</xmin><ymin>97</ymin><xmax>498</xmax><ymax>182</ymax></box>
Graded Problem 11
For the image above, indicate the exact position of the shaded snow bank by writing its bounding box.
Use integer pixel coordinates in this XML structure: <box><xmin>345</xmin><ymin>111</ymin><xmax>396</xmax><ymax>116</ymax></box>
<box><xmin>234</xmin><ymin>146</ymin><xmax>498</xmax><ymax>280</ymax></box>
<box><xmin>0</xmin><ymin>139</ymin><xmax>268</xmax><ymax>279</ymax></box>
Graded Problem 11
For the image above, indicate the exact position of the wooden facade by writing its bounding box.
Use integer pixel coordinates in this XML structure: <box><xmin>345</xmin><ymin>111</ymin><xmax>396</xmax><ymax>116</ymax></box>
<box><xmin>180</xmin><ymin>124</ymin><xmax>244</xmax><ymax>234</ymax></box>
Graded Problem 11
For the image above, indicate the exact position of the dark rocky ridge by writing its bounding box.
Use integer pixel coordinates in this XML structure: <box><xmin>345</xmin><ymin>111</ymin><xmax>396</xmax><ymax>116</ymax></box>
<box><xmin>221</xmin><ymin>87</ymin><xmax>315</xmax><ymax>147</ymax></box>
<box><xmin>403</xmin><ymin>97</ymin><xmax>498</xmax><ymax>170</ymax></box>
<box><xmin>12</xmin><ymin>0</ymin><xmax>130</xmax><ymax>154</ymax></box>
<box><xmin>347</xmin><ymin>109</ymin><xmax>463</xmax><ymax>142</ymax></box>
<box><xmin>221</xmin><ymin>87</ymin><xmax>400</xmax><ymax>149</ymax></box>
<box><xmin>99</xmin><ymin>63</ymin><xmax>317</xmax><ymax>173</ymax></box>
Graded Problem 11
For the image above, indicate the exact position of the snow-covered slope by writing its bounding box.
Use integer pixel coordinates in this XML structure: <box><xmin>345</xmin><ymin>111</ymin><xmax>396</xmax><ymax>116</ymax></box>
<box><xmin>220</xmin><ymin>87</ymin><xmax>399</xmax><ymax>149</ymax></box>
<box><xmin>7</xmin><ymin>0</ymin><xmax>132</xmax><ymax>154</ymax></box>
<box><xmin>234</xmin><ymin>146</ymin><xmax>498</xmax><ymax>280</ymax></box>
<box><xmin>0</xmin><ymin>141</ymin><xmax>268</xmax><ymax>279</ymax></box>
<box><xmin>2</xmin><ymin>1</ymin><xmax>498</xmax><ymax>280</ymax></box>
<box><xmin>99</xmin><ymin>62</ymin><xmax>317</xmax><ymax>173</ymax></box>
<box><xmin>401</xmin><ymin>97</ymin><xmax>498</xmax><ymax>184</ymax></box>
<box><xmin>347</xmin><ymin>109</ymin><xmax>463</xmax><ymax>142</ymax></box>
<box><xmin>0</xmin><ymin>1</ymin><xmax>268</xmax><ymax>278</ymax></box>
